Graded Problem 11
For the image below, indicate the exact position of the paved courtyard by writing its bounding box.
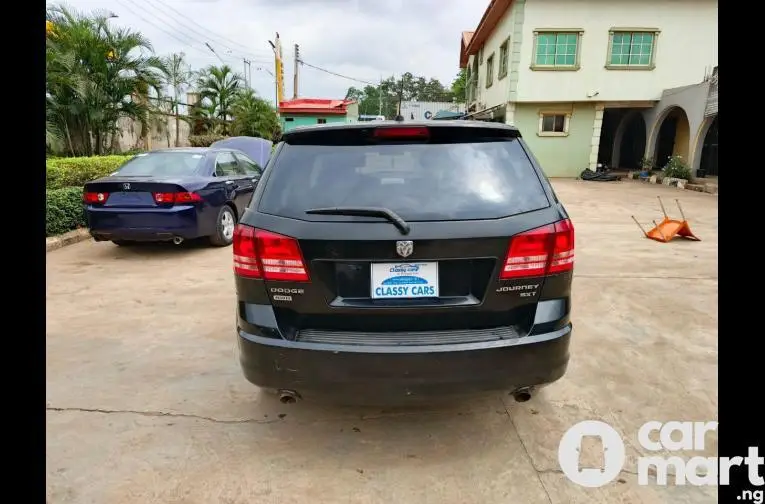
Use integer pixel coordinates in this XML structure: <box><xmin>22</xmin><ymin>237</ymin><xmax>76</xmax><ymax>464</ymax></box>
<box><xmin>46</xmin><ymin>179</ymin><xmax>718</xmax><ymax>504</ymax></box>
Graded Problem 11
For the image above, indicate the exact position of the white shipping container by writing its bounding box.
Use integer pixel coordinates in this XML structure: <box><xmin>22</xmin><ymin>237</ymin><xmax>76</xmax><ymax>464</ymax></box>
<box><xmin>400</xmin><ymin>101</ymin><xmax>466</xmax><ymax>121</ymax></box>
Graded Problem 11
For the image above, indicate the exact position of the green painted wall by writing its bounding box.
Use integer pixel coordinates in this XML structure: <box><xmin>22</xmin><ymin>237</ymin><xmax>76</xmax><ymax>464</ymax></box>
<box><xmin>513</xmin><ymin>103</ymin><xmax>596</xmax><ymax>177</ymax></box>
<box><xmin>281</xmin><ymin>114</ymin><xmax>347</xmax><ymax>132</ymax></box>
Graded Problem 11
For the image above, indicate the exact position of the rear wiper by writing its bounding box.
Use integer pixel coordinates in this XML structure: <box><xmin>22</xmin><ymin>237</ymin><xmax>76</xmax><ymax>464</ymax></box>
<box><xmin>305</xmin><ymin>206</ymin><xmax>411</xmax><ymax>235</ymax></box>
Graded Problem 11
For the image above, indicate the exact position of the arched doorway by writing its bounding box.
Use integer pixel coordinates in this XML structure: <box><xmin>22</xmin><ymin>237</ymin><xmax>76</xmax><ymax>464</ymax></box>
<box><xmin>699</xmin><ymin>115</ymin><xmax>718</xmax><ymax>176</ymax></box>
<box><xmin>617</xmin><ymin>113</ymin><xmax>646</xmax><ymax>170</ymax></box>
<box><xmin>653</xmin><ymin>106</ymin><xmax>691</xmax><ymax>169</ymax></box>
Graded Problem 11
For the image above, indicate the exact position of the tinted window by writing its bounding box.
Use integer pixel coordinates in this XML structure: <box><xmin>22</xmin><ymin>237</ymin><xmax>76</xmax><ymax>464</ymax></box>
<box><xmin>215</xmin><ymin>152</ymin><xmax>243</xmax><ymax>176</ymax></box>
<box><xmin>258</xmin><ymin>139</ymin><xmax>550</xmax><ymax>221</ymax></box>
<box><xmin>234</xmin><ymin>153</ymin><xmax>263</xmax><ymax>175</ymax></box>
<box><xmin>116</xmin><ymin>152</ymin><xmax>205</xmax><ymax>176</ymax></box>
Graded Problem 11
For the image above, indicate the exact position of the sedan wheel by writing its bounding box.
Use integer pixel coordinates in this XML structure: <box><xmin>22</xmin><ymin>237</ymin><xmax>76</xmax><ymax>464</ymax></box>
<box><xmin>210</xmin><ymin>206</ymin><xmax>236</xmax><ymax>247</ymax></box>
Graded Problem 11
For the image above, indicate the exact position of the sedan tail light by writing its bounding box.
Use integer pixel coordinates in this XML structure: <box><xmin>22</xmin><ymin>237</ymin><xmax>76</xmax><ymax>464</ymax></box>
<box><xmin>83</xmin><ymin>191</ymin><xmax>109</xmax><ymax>204</ymax></box>
<box><xmin>153</xmin><ymin>192</ymin><xmax>203</xmax><ymax>204</ymax></box>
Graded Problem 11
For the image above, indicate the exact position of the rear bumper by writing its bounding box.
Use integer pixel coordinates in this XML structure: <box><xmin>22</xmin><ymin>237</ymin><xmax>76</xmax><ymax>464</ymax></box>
<box><xmin>86</xmin><ymin>205</ymin><xmax>205</xmax><ymax>242</ymax></box>
<box><xmin>237</xmin><ymin>324</ymin><xmax>571</xmax><ymax>403</ymax></box>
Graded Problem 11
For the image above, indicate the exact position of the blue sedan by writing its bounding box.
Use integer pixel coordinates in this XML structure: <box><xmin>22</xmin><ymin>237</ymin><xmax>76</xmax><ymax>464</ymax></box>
<box><xmin>84</xmin><ymin>142</ymin><xmax>267</xmax><ymax>247</ymax></box>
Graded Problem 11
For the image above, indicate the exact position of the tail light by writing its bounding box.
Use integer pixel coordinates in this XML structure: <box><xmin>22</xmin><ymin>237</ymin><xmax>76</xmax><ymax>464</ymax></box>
<box><xmin>83</xmin><ymin>191</ymin><xmax>109</xmax><ymax>204</ymax></box>
<box><xmin>373</xmin><ymin>126</ymin><xmax>430</xmax><ymax>139</ymax></box>
<box><xmin>153</xmin><ymin>192</ymin><xmax>203</xmax><ymax>204</ymax></box>
<box><xmin>500</xmin><ymin>219</ymin><xmax>575</xmax><ymax>279</ymax></box>
<box><xmin>233</xmin><ymin>226</ymin><xmax>310</xmax><ymax>282</ymax></box>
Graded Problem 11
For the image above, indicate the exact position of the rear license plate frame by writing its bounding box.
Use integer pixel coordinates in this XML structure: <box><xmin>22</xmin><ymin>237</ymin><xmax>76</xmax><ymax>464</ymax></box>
<box><xmin>370</xmin><ymin>262</ymin><xmax>439</xmax><ymax>299</ymax></box>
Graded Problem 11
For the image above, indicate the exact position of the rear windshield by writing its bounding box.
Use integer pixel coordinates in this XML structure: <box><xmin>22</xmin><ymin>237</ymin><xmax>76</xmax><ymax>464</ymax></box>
<box><xmin>258</xmin><ymin>139</ymin><xmax>550</xmax><ymax>221</ymax></box>
<box><xmin>116</xmin><ymin>152</ymin><xmax>205</xmax><ymax>177</ymax></box>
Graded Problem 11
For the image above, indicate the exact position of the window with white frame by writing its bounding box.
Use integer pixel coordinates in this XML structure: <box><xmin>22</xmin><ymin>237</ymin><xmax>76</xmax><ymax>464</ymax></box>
<box><xmin>532</xmin><ymin>30</ymin><xmax>583</xmax><ymax>70</ymax></box>
<box><xmin>486</xmin><ymin>53</ymin><xmax>495</xmax><ymax>88</ymax></box>
<box><xmin>498</xmin><ymin>38</ymin><xmax>510</xmax><ymax>79</ymax></box>
<box><xmin>538</xmin><ymin>112</ymin><xmax>570</xmax><ymax>136</ymax></box>
<box><xmin>607</xmin><ymin>29</ymin><xmax>658</xmax><ymax>69</ymax></box>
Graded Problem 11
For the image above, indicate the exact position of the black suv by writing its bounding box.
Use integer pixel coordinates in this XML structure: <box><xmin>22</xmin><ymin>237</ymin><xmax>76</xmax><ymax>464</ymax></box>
<box><xmin>233</xmin><ymin>121</ymin><xmax>574</xmax><ymax>404</ymax></box>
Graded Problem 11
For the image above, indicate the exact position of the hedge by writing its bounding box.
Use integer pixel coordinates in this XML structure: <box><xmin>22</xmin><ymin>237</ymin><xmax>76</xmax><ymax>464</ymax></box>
<box><xmin>46</xmin><ymin>187</ymin><xmax>86</xmax><ymax>237</ymax></box>
<box><xmin>47</xmin><ymin>155</ymin><xmax>132</xmax><ymax>190</ymax></box>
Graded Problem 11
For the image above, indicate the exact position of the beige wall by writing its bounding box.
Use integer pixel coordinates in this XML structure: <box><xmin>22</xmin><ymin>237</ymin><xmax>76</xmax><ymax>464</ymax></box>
<box><xmin>514</xmin><ymin>102</ymin><xmax>597</xmax><ymax>177</ymax></box>
<box><xmin>469</xmin><ymin>0</ymin><xmax>526</xmax><ymax>109</ymax></box>
<box><xmin>516</xmin><ymin>0</ymin><xmax>718</xmax><ymax>102</ymax></box>
<box><xmin>115</xmin><ymin>114</ymin><xmax>191</xmax><ymax>152</ymax></box>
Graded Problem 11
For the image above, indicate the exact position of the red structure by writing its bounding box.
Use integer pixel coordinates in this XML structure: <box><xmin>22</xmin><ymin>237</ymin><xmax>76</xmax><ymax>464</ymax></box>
<box><xmin>278</xmin><ymin>98</ymin><xmax>355</xmax><ymax>115</ymax></box>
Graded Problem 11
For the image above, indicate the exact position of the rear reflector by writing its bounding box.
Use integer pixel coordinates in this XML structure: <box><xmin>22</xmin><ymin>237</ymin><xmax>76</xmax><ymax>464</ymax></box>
<box><xmin>83</xmin><ymin>191</ymin><xmax>109</xmax><ymax>204</ymax></box>
<box><xmin>373</xmin><ymin>126</ymin><xmax>430</xmax><ymax>139</ymax></box>
<box><xmin>500</xmin><ymin>219</ymin><xmax>575</xmax><ymax>279</ymax></box>
<box><xmin>153</xmin><ymin>192</ymin><xmax>203</xmax><ymax>204</ymax></box>
<box><xmin>233</xmin><ymin>226</ymin><xmax>310</xmax><ymax>282</ymax></box>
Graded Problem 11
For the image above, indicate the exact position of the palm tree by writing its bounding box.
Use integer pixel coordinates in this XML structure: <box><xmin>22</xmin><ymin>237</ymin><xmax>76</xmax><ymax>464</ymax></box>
<box><xmin>231</xmin><ymin>89</ymin><xmax>281</xmax><ymax>141</ymax></box>
<box><xmin>196</xmin><ymin>65</ymin><xmax>244</xmax><ymax>133</ymax></box>
<box><xmin>46</xmin><ymin>4</ymin><xmax>167</xmax><ymax>155</ymax></box>
<box><xmin>161</xmin><ymin>52</ymin><xmax>191</xmax><ymax>146</ymax></box>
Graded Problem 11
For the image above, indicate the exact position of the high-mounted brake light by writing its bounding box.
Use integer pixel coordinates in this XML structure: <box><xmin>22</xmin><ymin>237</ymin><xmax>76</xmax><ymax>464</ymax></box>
<box><xmin>233</xmin><ymin>226</ymin><xmax>310</xmax><ymax>282</ymax></box>
<box><xmin>153</xmin><ymin>192</ymin><xmax>203</xmax><ymax>204</ymax></box>
<box><xmin>500</xmin><ymin>219</ymin><xmax>575</xmax><ymax>279</ymax></box>
<box><xmin>373</xmin><ymin>126</ymin><xmax>430</xmax><ymax>139</ymax></box>
<box><xmin>83</xmin><ymin>191</ymin><xmax>109</xmax><ymax>204</ymax></box>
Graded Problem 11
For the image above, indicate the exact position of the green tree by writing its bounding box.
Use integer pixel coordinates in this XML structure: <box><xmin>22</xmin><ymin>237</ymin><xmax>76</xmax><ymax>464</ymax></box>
<box><xmin>196</xmin><ymin>65</ymin><xmax>244</xmax><ymax>133</ymax></box>
<box><xmin>230</xmin><ymin>89</ymin><xmax>281</xmax><ymax>141</ymax></box>
<box><xmin>345</xmin><ymin>73</ymin><xmax>456</xmax><ymax>119</ymax></box>
<box><xmin>46</xmin><ymin>4</ymin><xmax>167</xmax><ymax>156</ymax></box>
<box><xmin>161</xmin><ymin>52</ymin><xmax>192</xmax><ymax>147</ymax></box>
<box><xmin>451</xmin><ymin>68</ymin><xmax>468</xmax><ymax>103</ymax></box>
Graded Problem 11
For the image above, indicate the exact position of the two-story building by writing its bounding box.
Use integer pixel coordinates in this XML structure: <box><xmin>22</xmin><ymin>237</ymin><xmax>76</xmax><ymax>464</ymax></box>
<box><xmin>459</xmin><ymin>0</ymin><xmax>718</xmax><ymax>178</ymax></box>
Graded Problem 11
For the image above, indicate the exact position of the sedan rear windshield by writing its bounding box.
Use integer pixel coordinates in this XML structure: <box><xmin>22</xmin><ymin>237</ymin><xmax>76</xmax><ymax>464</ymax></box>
<box><xmin>116</xmin><ymin>152</ymin><xmax>205</xmax><ymax>177</ymax></box>
<box><xmin>258</xmin><ymin>139</ymin><xmax>550</xmax><ymax>222</ymax></box>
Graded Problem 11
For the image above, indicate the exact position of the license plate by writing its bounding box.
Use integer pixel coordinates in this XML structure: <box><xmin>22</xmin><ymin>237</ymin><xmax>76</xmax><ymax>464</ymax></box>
<box><xmin>370</xmin><ymin>262</ymin><xmax>439</xmax><ymax>299</ymax></box>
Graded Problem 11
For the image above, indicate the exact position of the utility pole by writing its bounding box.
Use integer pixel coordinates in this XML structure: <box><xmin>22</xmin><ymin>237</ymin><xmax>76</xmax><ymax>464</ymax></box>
<box><xmin>397</xmin><ymin>74</ymin><xmax>405</xmax><ymax>118</ymax></box>
<box><xmin>293</xmin><ymin>44</ymin><xmax>300</xmax><ymax>99</ymax></box>
<box><xmin>243</xmin><ymin>58</ymin><xmax>251</xmax><ymax>89</ymax></box>
<box><xmin>378</xmin><ymin>76</ymin><xmax>383</xmax><ymax>116</ymax></box>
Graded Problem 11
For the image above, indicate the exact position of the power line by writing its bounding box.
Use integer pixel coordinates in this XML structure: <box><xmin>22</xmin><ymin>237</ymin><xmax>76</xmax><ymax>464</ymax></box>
<box><xmin>128</xmin><ymin>0</ymin><xmax>273</xmax><ymax>64</ymax></box>
<box><xmin>298</xmin><ymin>60</ymin><xmax>377</xmax><ymax>86</ymax></box>
<box><xmin>151</xmin><ymin>0</ymin><xmax>272</xmax><ymax>59</ymax></box>
<box><xmin>114</xmin><ymin>0</ymin><xmax>220</xmax><ymax>61</ymax></box>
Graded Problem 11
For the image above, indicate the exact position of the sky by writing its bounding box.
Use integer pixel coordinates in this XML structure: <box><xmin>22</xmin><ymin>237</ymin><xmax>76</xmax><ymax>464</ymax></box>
<box><xmin>50</xmin><ymin>0</ymin><xmax>487</xmax><ymax>105</ymax></box>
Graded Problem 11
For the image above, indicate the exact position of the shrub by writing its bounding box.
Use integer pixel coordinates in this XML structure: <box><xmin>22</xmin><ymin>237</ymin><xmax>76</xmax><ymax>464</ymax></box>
<box><xmin>46</xmin><ymin>187</ymin><xmax>86</xmax><ymax>237</ymax></box>
<box><xmin>189</xmin><ymin>134</ymin><xmax>227</xmax><ymax>147</ymax></box>
<box><xmin>640</xmin><ymin>156</ymin><xmax>656</xmax><ymax>172</ymax></box>
<box><xmin>662</xmin><ymin>155</ymin><xmax>692</xmax><ymax>180</ymax></box>
<box><xmin>47</xmin><ymin>155</ymin><xmax>132</xmax><ymax>190</ymax></box>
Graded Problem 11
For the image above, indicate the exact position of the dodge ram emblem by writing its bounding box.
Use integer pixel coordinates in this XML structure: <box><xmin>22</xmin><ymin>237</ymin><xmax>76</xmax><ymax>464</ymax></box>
<box><xmin>396</xmin><ymin>240</ymin><xmax>413</xmax><ymax>258</ymax></box>
<box><xmin>122</xmin><ymin>183</ymin><xmax>131</xmax><ymax>190</ymax></box>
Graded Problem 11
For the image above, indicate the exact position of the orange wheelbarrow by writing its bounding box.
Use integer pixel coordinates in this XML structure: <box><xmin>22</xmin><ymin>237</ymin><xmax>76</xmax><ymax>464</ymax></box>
<box><xmin>631</xmin><ymin>197</ymin><xmax>700</xmax><ymax>243</ymax></box>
